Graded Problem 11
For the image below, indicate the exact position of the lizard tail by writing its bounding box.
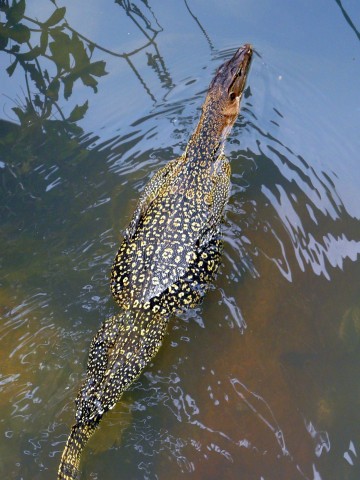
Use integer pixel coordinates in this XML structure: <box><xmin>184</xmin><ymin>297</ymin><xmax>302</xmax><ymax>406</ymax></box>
<box><xmin>57</xmin><ymin>421</ymin><xmax>98</xmax><ymax>480</ymax></box>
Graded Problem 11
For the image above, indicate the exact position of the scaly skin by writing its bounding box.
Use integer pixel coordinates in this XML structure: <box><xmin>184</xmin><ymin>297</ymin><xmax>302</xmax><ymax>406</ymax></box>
<box><xmin>58</xmin><ymin>44</ymin><xmax>252</xmax><ymax>479</ymax></box>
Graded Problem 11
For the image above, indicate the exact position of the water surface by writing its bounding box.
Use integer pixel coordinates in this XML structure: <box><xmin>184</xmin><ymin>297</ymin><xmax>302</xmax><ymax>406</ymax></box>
<box><xmin>1</xmin><ymin>1</ymin><xmax>360</xmax><ymax>479</ymax></box>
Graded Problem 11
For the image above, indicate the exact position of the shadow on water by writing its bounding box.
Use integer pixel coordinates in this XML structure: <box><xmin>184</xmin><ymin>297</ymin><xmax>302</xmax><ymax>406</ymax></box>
<box><xmin>116</xmin><ymin>0</ymin><xmax>174</xmax><ymax>100</ymax></box>
<box><xmin>183</xmin><ymin>0</ymin><xmax>215</xmax><ymax>52</ymax></box>
<box><xmin>1</xmin><ymin>1</ymin><xmax>360</xmax><ymax>479</ymax></box>
<box><xmin>334</xmin><ymin>0</ymin><xmax>360</xmax><ymax>42</ymax></box>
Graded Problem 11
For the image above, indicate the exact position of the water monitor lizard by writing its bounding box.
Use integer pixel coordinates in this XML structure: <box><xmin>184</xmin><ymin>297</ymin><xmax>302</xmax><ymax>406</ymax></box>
<box><xmin>58</xmin><ymin>43</ymin><xmax>252</xmax><ymax>479</ymax></box>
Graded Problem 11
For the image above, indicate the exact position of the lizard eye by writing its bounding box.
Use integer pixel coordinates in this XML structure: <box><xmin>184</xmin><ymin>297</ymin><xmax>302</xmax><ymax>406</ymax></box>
<box><xmin>229</xmin><ymin>91</ymin><xmax>236</xmax><ymax>101</ymax></box>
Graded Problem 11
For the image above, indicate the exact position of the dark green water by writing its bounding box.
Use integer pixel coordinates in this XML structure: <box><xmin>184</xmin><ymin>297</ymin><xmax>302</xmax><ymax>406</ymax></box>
<box><xmin>1</xmin><ymin>1</ymin><xmax>360</xmax><ymax>479</ymax></box>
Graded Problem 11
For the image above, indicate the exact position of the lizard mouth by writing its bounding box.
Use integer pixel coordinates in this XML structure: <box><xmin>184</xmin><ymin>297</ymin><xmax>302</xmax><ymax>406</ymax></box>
<box><xmin>210</xmin><ymin>44</ymin><xmax>253</xmax><ymax>97</ymax></box>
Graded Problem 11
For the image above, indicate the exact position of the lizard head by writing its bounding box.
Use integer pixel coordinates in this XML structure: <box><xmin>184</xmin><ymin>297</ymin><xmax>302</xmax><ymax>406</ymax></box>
<box><xmin>205</xmin><ymin>44</ymin><xmax>253</xmax><ymax>138</ymax></box>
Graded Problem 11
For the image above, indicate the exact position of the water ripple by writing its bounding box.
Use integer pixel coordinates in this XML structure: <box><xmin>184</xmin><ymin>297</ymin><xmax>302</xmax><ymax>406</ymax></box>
<box><xmin>230</xmin><ymin>377</ymin><xmax>289</xmax><ymax>457</ymax></box>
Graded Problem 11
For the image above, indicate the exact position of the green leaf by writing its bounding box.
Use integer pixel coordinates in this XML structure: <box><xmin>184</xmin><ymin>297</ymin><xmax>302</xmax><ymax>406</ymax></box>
<box><xmin>0</xmin><ymin>33</ymin><xmax>8</xmax><ymax>50</ymax></box>
<box><xmin>46</xmin><ymin>78</ymin><xmax>60</xmax><ymax>101</ymax></box>
<box><xmin>88</xmin><ymin>43</ymin><xmax>95</xmax><ymax>56</ymax></box>
<box><xmin>26</xmin><ymin>63</ymin><xmax>46</xmax><ymax>92</ymax></box>
<box><xmin>65</xmin><ymin>121</ymin><xmax>83</xmax><ymax>136</ymax></box>
<box><xmin>70</xmin><ymin>32</ymin><xmax>89</xmax><ymax>68</ymax></box>
<box><xmin>80</xmin><ymin>73</ymin><xmax>98</xmax><ymax>92</ymax></box>
<box><xmin>86</xmin><ymin>60</ymin><xmax>107</xmax><ymax>77</ymax></box>
<box><xmin>44</xmin><ymin>7</ymin><xmax>66</xmax><ymax>27</ymax></box>
<box><xmin>6</xmin><ymin>0</ymin><xmax>26</xmax><ymax>25</ymax></box>
<box><xmin>17</xmin><ymin>45</ymin><xmax>42</xmax><ymax>61</ymax></box>
<box><xmin>10</xmin><ymin>44</ymin><xmax>20</xmax><ymax>53</ymax></box>
<box><xmin>8</xmin><ymin>23</ymin><xmax>30</xmax><ymax>43</ymax></box>
<box><xmin>63</xmin><ymin>76</ymin><xmax>74</xmax><ymax>100</ymax></box>
<box><xmin>40</xmin><ymin>30</ymin><xmax>48</xmax><ymax>54</ymax></box>
<box><xmin>49</xmin><ymin>40</ymin><xmax>70</xmax><ymax>71</ymax></box>
<box><xmin>68</xmin><ymin>100</ymin><xmax>88</xmax><ymax>122</ymax></box>
<box><xmin>33</xmin><ymin>94</ymin><xmax>43</xmax><ymax>109</ymax></box>
<box><xmin>0</xmin><ymin>23</ymin><xmax>10</xmax><ymax>48</ymax></box>
<box><xmin>49</xmin><ymin>27</ymin><xmax>68</xmax><ymax>42</ymax></box>
<box><xmin>12</xmin><ymin>106</ymin><xmax>25</xmax><ymax>122</ymax></box>
<box><xmin>6</xmin><ymin>59</ymin><xmax>18</xmax><ymax>76</ymax></box>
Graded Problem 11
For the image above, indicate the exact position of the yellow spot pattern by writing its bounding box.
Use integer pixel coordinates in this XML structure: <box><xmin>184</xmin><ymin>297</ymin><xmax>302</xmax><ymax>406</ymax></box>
<box><xmin>58</xmin><ymin>44</ymin><xmax>252</xmax><ymax>479</ymax></box>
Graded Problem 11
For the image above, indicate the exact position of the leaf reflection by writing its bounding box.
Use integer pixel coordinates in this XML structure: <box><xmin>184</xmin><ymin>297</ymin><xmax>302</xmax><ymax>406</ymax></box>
<box><xmin>0</xmin><ymin>0</ymin><xmax>106</xmax><ymax>134</ymax></box>
<box><xmin>0</xmin><ymin>0</ymin><xmax>177</xmax><ymax>136</ymax></box>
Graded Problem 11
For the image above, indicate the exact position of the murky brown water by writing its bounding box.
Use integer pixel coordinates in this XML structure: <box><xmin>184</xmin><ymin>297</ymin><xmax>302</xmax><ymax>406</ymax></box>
<box><xmin>1</xmin><ymin>1</ymin><xmax>360</xmax><ymax>479</ymax></box>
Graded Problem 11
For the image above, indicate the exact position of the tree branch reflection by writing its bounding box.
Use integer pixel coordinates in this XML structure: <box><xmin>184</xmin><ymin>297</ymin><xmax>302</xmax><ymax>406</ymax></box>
<box><xmin>334</xmin><ymin>0</ymin><xmax>360</xmax><ymax>42</ymax></box>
